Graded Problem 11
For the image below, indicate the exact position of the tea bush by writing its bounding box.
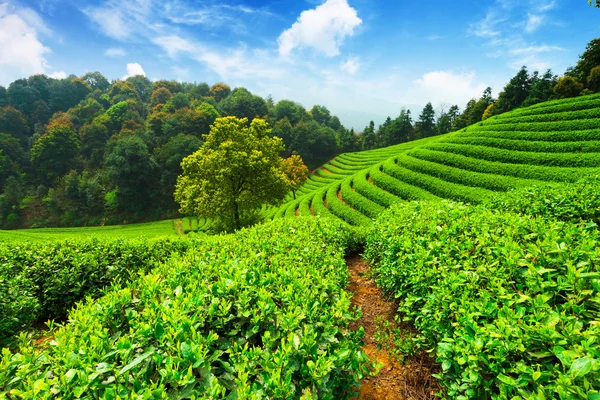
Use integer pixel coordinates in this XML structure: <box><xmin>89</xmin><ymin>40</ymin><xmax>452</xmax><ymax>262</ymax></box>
<box><xmin>365</xmin><ymin>201</ymin><xmax>600</xmax><ymax>398</ymax></box>
<box><xmin>487</xmin><ymin>178</ymin><xmax>600</xmax><ymax>225</ymax></box>
<box><xmin>1</xmin><ymin>217</ymin><xmax>369</xmax><ymax>399</ymax></box>
<box><xmin>0</xmin><ymin>237</ymin><xmax>190</xmax><ymax>345</ymax></box>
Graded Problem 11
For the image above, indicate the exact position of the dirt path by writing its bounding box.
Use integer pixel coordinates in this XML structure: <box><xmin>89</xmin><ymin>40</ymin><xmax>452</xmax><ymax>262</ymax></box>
<box><xmin>348</xmin><ymin>255</ymin><xmax>440</xmax><ymax>400</ymax></box>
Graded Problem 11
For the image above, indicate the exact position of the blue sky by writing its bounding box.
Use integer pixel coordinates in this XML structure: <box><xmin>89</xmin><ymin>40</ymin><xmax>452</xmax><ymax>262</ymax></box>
<box><xmin>0</xmin><ymin>0</ymin><xmax>599</xmax><ymax>129</ymax></box>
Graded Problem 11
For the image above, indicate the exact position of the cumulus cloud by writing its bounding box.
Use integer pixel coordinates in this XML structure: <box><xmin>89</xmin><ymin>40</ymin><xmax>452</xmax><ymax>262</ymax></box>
<box><xmin>105</xmin><ymin>47</ymin><xmax>127</xmax><ymax>57</ymax></box>
<box><xmin>0</xmin><ymin>3</ymin><xmax>51</xmax><ymax>85</ymax></box>
<box><xmin>123</xmin><ymin>62</ymin><xmax>146</xmax><ymax>79</ymax></box>
<box><xmin>48</xmin><ymin>71</ymin><xmax>67</xmax><ymax>79</ymax></box>
<box><xmin>340</xmin><ymin>55</ymin><xmax>360</xmax><ymax>74</ymax></box>
<box><xmin>278</xmin><ymin>0</ymin><xmax>362</xmax><ymax>57</ymax></box>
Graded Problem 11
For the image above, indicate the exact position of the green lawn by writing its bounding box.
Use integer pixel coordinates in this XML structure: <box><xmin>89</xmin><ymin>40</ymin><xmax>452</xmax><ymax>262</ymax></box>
<box><xmin>0</xmin><ymin>217</ymin><xmax>207</xmax><ymax>242</ymax></box>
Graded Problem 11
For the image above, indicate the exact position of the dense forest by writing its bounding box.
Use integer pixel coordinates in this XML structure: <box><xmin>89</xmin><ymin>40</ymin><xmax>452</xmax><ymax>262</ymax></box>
<box><xmin>1</xmin><ymin>37</ymin><xmax>599</xmax><ymax>229</ymax></box>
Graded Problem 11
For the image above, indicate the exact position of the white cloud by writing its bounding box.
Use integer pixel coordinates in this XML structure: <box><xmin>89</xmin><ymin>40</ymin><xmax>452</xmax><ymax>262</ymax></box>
<box><xmin>123</xmin><ymin>62</ymin><xmax>146</xmax><ymax>79</ymax></box>
<box><xmin>152</xmin><ymin>35</ymin><xmax>197</xmax><ymax>58</ymax></box>
<box><xmin>49</xmin><ymin>71</ymin><xmax>67</xmax><ymax>79</ymax></box>
<box><xmin>469</xmin><ymin>12</ymin><xmax>505</xmax><ymax>38</ymax></box>
<box><xmin>278</xmin><ymin>0</ymin><xmax>362</xmax><ymax>57</ymax></box>
<box><xmin>407</xmin><ymin>71</ymin><xmax>488</xmax><ymax>106</ymax></box>
<box><xmin>153</xmin><ymin>34</ymin><xmax>284</xmax><ymax>80</ymax></box>
<box><xmin>341</xmin><ymin>55</ymin><xmax>360</xmax><ymax>74</ymax></box>
<box><xmin>84</xmin><ymin>7</ymin><xmax>131</xmax><ymax>40</ymax></box>
<box><xmin>525</xmin><ymin>13</ymin><xmax>543</xmax><ymax>32</ymax></box>
<box><xmin>0</xmin><ymin>3</ymin><xmax>51</xmax><ymax>85</ymax></box>
<box><xmin>509</xmin><ymin>45</ymin><xmax>563</xmax><ymax>55</ymax></box>
<box><xmin>105</xmin><ymin>47</ymin><xmax>127</xmax><ymax>57</ymax></box>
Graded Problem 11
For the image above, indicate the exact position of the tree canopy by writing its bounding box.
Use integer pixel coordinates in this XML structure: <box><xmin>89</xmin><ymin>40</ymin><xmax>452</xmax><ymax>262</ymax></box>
<box><xmin>175</xmin><ymin>116</ymin><xmax>288</xmax><ymax>231</ymax></box>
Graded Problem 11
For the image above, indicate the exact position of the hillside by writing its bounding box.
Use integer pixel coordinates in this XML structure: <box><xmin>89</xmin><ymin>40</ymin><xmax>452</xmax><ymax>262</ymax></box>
<box><xmin>265</xmin><ymin>93</ymin><xmax>600</xmax><ymax>225</ymax></box>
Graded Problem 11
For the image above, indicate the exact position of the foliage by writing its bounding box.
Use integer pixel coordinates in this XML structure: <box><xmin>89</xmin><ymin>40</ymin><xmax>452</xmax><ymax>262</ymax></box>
<box><xmin>282</xmin><ymin>154</ymin><xmax>309</xmax><ymax>199</ymax></box>
<box><xmin>175</xmin><ymin>117</ymin><xmax>288</xmax><ymax>231</ymax></box>
<box><xmin>105</xmin><ymin>135</ymin><xmax>158</xmax><ymax>213</ymax></box>
<box><xmin>365</xmin><ymin>201</ymin><xmax>600</xmax><ymax>398</ymax></box>
<box><xmin>0</xmin><ymin>217</ymin><xmax>369</xmax><ymax>399</ymax></box>
<box><xmin>30</xmin><ymin>119</ymin><xmax>80</xmax><ymax>185</ymax></box>
<box><xmin>554</xmin><ymin>76</ymin><xmax>585</xmax><ymax>98</ymax></box>
<box><xmin>0</xmin><ymin>236</ymin><xmax>190</xmax><ymax>345</ymax></box>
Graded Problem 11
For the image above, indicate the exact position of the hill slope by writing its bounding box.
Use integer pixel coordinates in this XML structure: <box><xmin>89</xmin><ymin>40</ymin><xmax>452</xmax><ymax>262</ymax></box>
<box><xmin>266</xmin><ymin>94</ymin><xmax>600</xmax><ymax>225</ymax></box>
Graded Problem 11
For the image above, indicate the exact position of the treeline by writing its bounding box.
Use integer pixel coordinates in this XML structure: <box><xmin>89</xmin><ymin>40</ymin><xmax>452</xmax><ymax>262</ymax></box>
<box><xmin>0</xmin><ymin>74</ymin><xmax>358</xmax><ymax>228</ymax></box>
<box><xmin>360</xmin><ymin>37</ymin><xmax>600</xmax><ymax>150</ymax></box>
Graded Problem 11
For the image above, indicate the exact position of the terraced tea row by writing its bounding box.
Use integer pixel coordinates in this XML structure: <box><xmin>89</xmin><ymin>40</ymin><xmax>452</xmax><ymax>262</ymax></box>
<box><xmin>267</xmin><ymin>94</ymin><xmax>600</xmax><ymax>225</ymax></box>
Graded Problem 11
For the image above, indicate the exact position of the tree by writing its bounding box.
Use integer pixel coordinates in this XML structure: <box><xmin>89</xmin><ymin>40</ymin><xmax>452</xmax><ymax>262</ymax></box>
<box><xmin>30</xmin><ymin>119</ymin><xmax>80</xmax><ymax>184</ymax></box>
<box><xmin>522</xmin><ymin>70</ymin><xmax>558</xmax><ymax>107</ymax></box>
<box><xmin>587</xmin><ymin>65</ymin><xmax>600</xmax><ymax>92</ymax></box>
<box><xmin>553</xmin><ymin>76</ymin><xmax>584</xmax><ymax>98</ymax></box>
<box><xmin>310</xmin><ymin>105</ymin><xmax>332</xmax><ymax>126</ymax></box>
<box><xmin>494</xmin><ymin>66</ymin><xmax>531</xmax><ymax>114</ymax></box>
<box><xmin>274</xmin><ymin>100</ymin><xmax>305</xmax><ymax>126</ymax></box>
<box><xmin>175</xmin><ymin>116</ymin><xmax>288</xmax><ymax>231</ymax></box>
<box><xmin>282</xmin><ymin>155</ymin><xmax>309</xmax><ymax>200</ymax></box>
<box><xmin>589</xmin><ymin>0</ymin><xmax>600</xmax><ymax>7</ymax></box>
<box><xmin>0</xmin><ymin>106</ymin><xmax>30</xmax><ymax>146</ymax></box>
<box><xmin>105</xmin><ymin>135</ymin><xmax>158</xmax><ymax>212</ymax></box>
<box><xmin>415</xmin><ymin>102</ymin><xmax>436</xmax><ymax>138</ymax></box>
<box><xmin>361</xmin><ymin>121</ymin><xmax>377</xmax><ymax>150</ymax></box>
<box><xmin>150</xmin><ymin>87</ymin><xmax>172</xmax><ymax>107</ymax></box>
<box><xmin>210</xmin><ymin>83</ymin><xmax>231</xmax><ymax>102</ymax></box>
<box><xmin>572</xmin><ymin>38</ymin><xmax>600</xmax><ymax>82</ymax></box>
<box><xmin>219</xmin><ymin>87</ymin><xmax>268</xmax><ymax>122</ymax></box>
<box><xmin>155</xmin><ymin>134</ymin><xmax>201</xmax><ymax>204</ymax></box>
<box><xmin>82</xmin><ymin>72</ymin><xmax>110</xmax><ymax>91</ymax></box>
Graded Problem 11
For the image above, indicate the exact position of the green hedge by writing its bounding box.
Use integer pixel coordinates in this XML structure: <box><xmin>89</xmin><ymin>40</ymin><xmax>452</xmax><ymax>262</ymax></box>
<box><xmin>325</xmin><ymin>184</ymin><xmax>371</xmax><ymax>226</ymax></box>
<box><xmin>0</xmin><ymin>237</ymin><xmax>190</xmax><ymax>346</ymax></box>
<box><xmin>365</xmin><ymin>201</ymin><xmax>600</xmax><ymax>398</ymax></box>
<box><xmin>383</xmin><ymin>159</ymin><xmax>492</xmax><ymax>203</ymax></box>
<box><xmin>425</xmin><ymin>142</ymin><xmax>600</xmax><ymax>168</ymax></box>
<box><xmin>297</xmin><ymin>194</ymin><xmax>313</xmax><ymax>217</ymax></box>
<box><xmin>352</xmin><ymin>169</ymin><xmax>402</xmax><ymax>208</ymax></box>
<box><xmin>485</xmin><ymin>107</ymin><xmax>600</xmax><ymax>125</ymax></box>
<box><xmin>398</xmin><ymin>153</ymin><xmax>526</xmax><ymax>192</ymax></box>
<box><xmin>369</xmin><ymin>164</ymin><xmax>439</xmax><ymax>201</ymax></box>
<box><xmin>486</xmin><ymin>177</ymin><xmax>600</xmax><ymax>225</ymax></box>
<box><xmin>1</xmin><ymin>218</ymin><xmax>369</xmax><ymax>399</ymax></box>
<box><xmin>339</xmin><ymin>179</ymin><xmax>384</xmax><ymax>219</ymax></box>
<box><xmin>471</xmin><ymin>118</ymin><xmax>600</xmax><ymax>133</ymax></box>
<box><xmin>443</xmin><ymin>137</ymin><xmax>600</xmax><ymax>153</ymax></box>
<box><xmin>311</xmin><ymin>187</ymin><xmax>334</xmax><ymax>218</ymax></box>
<box><xmin>410</xmin><ymin>148</ymin><xmax>595</xmax><ymax>183</ymax></box>
<box><xmin>494</xmin><ymin>95</ymin><xmax>600</xmax><ymax>118</ymax></box>
<box><xmin>454</xmin><ymin>129</ymin><xmax>600</xmax><ymax>142</ymax></box>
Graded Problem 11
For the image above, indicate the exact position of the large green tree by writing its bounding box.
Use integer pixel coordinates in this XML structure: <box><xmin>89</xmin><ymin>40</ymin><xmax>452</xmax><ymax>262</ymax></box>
<box><xmin>175</xmin><ymin>116</ymin><xmax>288</xmax><ymax>231</ymax></box>
<box><xmin>494</xmin><ymin>66</ymin><xmax>531</xmax><ymax>114</ymax></box>
<box><xmin>30</xmin><ymin>119</ymin><xmax>80</xmax><ymax>185</ymax></box>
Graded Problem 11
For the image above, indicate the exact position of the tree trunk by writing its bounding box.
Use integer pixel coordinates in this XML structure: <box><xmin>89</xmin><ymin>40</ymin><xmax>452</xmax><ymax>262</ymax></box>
<box><xmin>233</xmin><ymin>200</ymin><xmax>240</xmax><ymax>231</ymax></box>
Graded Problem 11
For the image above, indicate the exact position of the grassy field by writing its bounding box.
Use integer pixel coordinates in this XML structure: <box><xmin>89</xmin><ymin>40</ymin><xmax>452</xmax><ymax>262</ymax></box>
<box><xmin>0</xmin><ymin>217</ymin><xmax>212</xmax><ymax>242</ymax></box>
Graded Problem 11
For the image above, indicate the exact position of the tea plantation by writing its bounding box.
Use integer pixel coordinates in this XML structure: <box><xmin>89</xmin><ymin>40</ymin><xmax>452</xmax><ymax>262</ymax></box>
<box><xmin>2</xmin><ymin>95</ymin><xmax>600</xmax><ymax>398</ymax></box>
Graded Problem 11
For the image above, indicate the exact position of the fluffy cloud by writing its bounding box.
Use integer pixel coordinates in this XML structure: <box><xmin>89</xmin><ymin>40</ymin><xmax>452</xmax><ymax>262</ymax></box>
<box><xmin>340</xmin><ymin>55</ymin><xmax>360</xmax><ymax>75</ymax></box>
<box><xmin>123</xmin><ymin>62</ymin><xmax>146</xmax><ymax>79</ymax></box>
<box><xmin>0</xmin><ymin>3</ymin><xmax>51</xmax><ymax>85</ymax></box>
<box><xmin>278</xmin><ymin>0</ymin><xmax>362</xmax><ymax>57</ymax></box>
<box><xmin>48</xmin><ymin>71</ymin><xmax>66</xmax><ymax>79</ymax></box>
<box><xmin>105</xmin><ymin>47</ymin><xmax>126</xmax><ymax>57</ymax></box>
